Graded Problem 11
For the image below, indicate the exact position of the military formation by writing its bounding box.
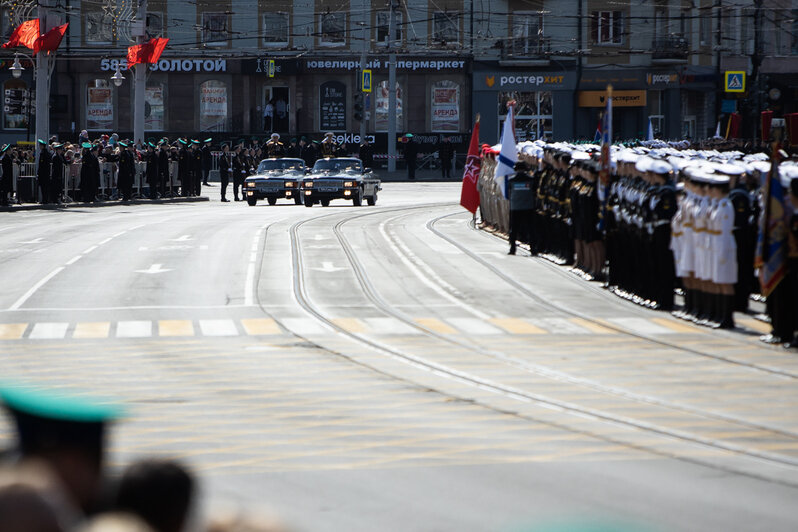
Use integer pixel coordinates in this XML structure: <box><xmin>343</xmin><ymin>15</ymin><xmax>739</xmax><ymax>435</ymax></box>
<box><xmin>485</xmin><ymin>139</ymin><xmax>798</xmax><ymax>347</ymax></box>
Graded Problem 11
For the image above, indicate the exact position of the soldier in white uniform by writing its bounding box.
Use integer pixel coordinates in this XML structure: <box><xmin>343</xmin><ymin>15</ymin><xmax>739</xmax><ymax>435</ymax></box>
<box><xmin>709</xmin><ymin>174</ymin><xmax>737</xmax><ymax>328</ymax></box>
<box><xmin>691</xmin><ymin>174</ymin><xmax>712</xmax><ymax>323</ymax></box>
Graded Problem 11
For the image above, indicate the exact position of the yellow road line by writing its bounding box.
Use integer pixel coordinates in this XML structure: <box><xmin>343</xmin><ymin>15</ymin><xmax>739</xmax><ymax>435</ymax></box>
<box><xmin>0</xmin><ymin>323</ymin><xmax>27</xmax><ymax>339</ymax></box>
<box><xmin>736</xmin><ymin>317</ymin><xmax>771</xmax><ymax>334</ymax></box>
<box><xmin>158</xmin><ymin>320</ymin><xmax>195</xmax><ymax>337</ymax></box>
<box><xmin>569</xmin><ymin>318</ymin><xmax>616</xmax><ymax>334</ymax></box>
<box><xmin>241</xmin><ymin>318</ymin><xmax>282</xmax><ymax>335</ymax></box>
<box><xmin>331</xmin><ymin>318</ymin><xmax>366</xmax><ymax>333</ymax></box>
<box><xmin>415</xmin><ymin>318</ymin><xmax>458</xmax><ymax>334</ymax></box>
<box><xmin>651</xmin><ymin>318</ymin><xmax>705</xmax><ymax>334</ymax></box>
<box><xmin>73</xmin><ymin>322</ymin><xmax>111</xmax><ymax>339</ymax></box>
<box><xmin>489</xmin><ymin>318</ymin><xmax>547</xmax><ymax>334</ymax></box>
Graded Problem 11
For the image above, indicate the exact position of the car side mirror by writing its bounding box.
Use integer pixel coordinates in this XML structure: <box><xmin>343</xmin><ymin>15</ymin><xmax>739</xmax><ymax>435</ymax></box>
<box><xmin>364</xmin><ymin>168</ymin><xmax>372</xmax><ymax>174</ymax></box>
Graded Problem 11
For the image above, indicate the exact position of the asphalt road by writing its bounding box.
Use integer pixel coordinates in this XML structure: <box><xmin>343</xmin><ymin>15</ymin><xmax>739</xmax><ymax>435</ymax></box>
<box><xmin>1</xmin><ymin>183</ymin><xmax>797</xmax><ymax>531</ymax></box>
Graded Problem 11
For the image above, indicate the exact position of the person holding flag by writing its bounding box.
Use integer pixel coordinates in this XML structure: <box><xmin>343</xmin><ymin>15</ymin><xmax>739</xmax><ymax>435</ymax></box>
<box><xmin>459</xmin><ymin>115</ymin><xmax>481</xmax><ymax>216</ymax></box>
<box><xmin>494</xmin><ymin>101</ymin><xmax>518</xmax><ymax>199</ymax></box>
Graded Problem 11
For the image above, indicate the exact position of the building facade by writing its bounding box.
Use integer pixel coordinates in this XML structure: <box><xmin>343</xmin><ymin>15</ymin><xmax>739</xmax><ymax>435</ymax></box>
<box><xmin>1</xmin><ymin>0</ymin><xmax>796</xmax><ymax>147</ymax></box>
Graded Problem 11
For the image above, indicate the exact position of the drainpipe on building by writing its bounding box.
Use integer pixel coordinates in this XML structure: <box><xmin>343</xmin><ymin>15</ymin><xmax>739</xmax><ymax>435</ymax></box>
<box><xmin>574</xmin><ymin>0</ymin><xmax>583</xmax><ymax>141</ymax></box>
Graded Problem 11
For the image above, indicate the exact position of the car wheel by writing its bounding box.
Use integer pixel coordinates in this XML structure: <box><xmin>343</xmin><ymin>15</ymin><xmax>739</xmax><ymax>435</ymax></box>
<box><xmin>304</xmin><ymin>196</ymin><xmax>313</xmax><ymax>208</ymax></box>
<box><xmin>352</xmin><ymin>192</ymin><xmax>362</xmax><ymax>206</ymax></box>
<box><xmin>367</xmin><ymin>192</ymin><xmax>377</xmax><ymax>206</ymax></box>
<box><xmin>294</xmin><ymin>195</ymin><xmax>302</xmax><ymax>205</ymax></box>
<box><xmin>321</xmin><ymin>199</ymin><xmax>330</xmax><ymax>207</ymax></box>
<box><xmin>267</xmin><ymin>197</ymin><xmax>277</xmax><ymax>206</ymax></box>
<box><xmin>247</xmin><ymin>198</ymin><xmax>257</xmax><ymax>206</ymax></box>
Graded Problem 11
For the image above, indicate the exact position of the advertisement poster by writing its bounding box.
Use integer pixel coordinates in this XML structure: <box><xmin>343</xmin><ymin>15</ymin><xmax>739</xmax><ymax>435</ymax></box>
<box><xmin>375</xmin><ymin>81</ymin><xmax>402</xmax><ymax>132</ymax></box>
<box><xmin>431</xmin><ymin>86</ymin><xmax>459</xmax><ymax>132</ymax></box>
<box><xmin>319</xmin><ymin>81</ymin><xmax>346</xmax><ymax>131</ymax></box>
<box><xmin>145</xmin><ymin>85</ymin><xmax>165</xmax><ymax>131</ymax></box>
<box><xmin>3</xmin><ymin>83</ymin><xmax>32</xmax><ymax>130</ymax></box>
<box><xmin>200</xmin><ymin>82</ymin><xmax>227</xmax><ymax>131</ymax></box>
<box><xmin>87</xmin><ymin>87</ymin><xmax>113</xmax><ymax>130</ymax></box>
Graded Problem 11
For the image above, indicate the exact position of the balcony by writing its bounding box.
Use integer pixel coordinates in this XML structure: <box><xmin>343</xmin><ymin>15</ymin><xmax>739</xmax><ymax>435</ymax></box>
<box><xmin>652</xmin><ymin>35</ymin><xmax>689</xmax><ymax>64</ymax></box>
<box><xmin>499</xmin><ymin>36</ymin><xmax>552</xmax><ymax>66</ymax></box>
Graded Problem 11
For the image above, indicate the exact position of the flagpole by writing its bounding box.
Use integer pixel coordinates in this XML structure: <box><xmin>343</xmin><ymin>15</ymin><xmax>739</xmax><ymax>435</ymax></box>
<box><xmin>34</xmin><ymin>0</ymin><xmax>50</xmax><ymax>164</ymax></box>
<box><xmin>133</xmin><ymin>0</ymin><xmax>148</xmax><ymax>148</ymax></box>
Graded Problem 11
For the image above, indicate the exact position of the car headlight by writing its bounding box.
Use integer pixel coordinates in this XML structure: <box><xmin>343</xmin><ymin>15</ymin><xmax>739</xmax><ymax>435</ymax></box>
<box><xmin>247</xmin><ymin>182</ymin><xmax>256</xmax><ymax>188</ymax></box>
<box><xmin>285</xmin><ymin>182</ymin><xmax>295</xmax><ymax>188</ymax></box>
<box><xmin>343</xmin><ymin>181</ymin><xmax>354</xmax><ymax>188</ymax></box>
<box><xmin>304</xmin><ymin>181</ymin><xmax>313</xmax><ymax>188</ymax></box>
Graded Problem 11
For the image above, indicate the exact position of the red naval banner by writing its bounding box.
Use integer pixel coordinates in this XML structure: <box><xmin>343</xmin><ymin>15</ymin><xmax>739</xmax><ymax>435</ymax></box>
<box><xmin>459</xmin><ymin>116</ymin><xmax>481</xmax><ymax>214</ymax></box>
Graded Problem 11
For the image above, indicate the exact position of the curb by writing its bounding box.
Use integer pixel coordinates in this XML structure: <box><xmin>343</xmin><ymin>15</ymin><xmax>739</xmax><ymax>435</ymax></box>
<box><xmin>0</xmin><ymin>196</ymin><xmax>210</xmax><ymax>212</ymax></box>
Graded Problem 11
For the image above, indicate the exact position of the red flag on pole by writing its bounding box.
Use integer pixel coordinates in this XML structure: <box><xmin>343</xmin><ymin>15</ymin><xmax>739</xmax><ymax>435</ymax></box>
<box><xmin>2</xmin><ymin>19</ymin><xmax>40</xmax><ymax>50</ymax></box>
<box><xmin>459</xmin><ymin>115</ymin><xmax>481</xmax><ymax>214</ymax></box>
<box><xmin>33</xmin><ymin>23</ymin><xmax>68</xmax><ymax>54</ymax></box>
<box><xmin>127</xmin><ymin>37</ymin><xmax>169</xmax><ymax>69</ymax></box>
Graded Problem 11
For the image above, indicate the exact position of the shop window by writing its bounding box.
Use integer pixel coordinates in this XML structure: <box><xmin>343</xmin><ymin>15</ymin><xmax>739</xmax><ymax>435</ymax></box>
<box><xmin>319</xmin><ymin>11</ymin><xmax>346</xmax><ymax>46</ymax></box>
<box><xmin>319</xmin><ymin>81</ymin><xmax>346</xmax><ymax>132</ymax></box>
<box><xmin>202</xmin><ymin>12</ymin><xmax>229</xmax><ymax>47</ymax></box>
<box><xmin>498</xmin><ymin>91</ymin><xmax>553</xmax><ymax>142</ymax></box>
<box><xmin>376</xmin><ymin>10</ymin><xmax>402</xmax><ymax>46</ymax></box>
<box><xmin>432</xmin><ymin>11</ymin><xmax>459</xmax><ymax>45</ymax></box>
<box><xmin>263</xmin><ymin>12</ymin><xmax>289</xmax><ymax>46</ymax></box>
<box><xmin>145</xmin><ymin>82</ymin><xmax>166</xmax><ymax>131</ymax></box>
<box><xmin>431</xmin><ymin>81</ymin><xmax>460</xmax><ymax>133</ymax></box>
<box><xmin>199</xmin><ymin>80</ymin><xmax>228</xmax><ymax>132</ymax></box>
<box><xmin>510</xmin><ymin>12</ymin><xmax>545</xmax><ymax>56</ymax></box>
<box><xmin>376</xmin><ymin>80</ymin><xmax>403</xmax><ymax>132</ymax></box>
<box><xmin>699</xmin><ymin>10</ymin><xmax>712</xmax><ymax>47</ymax></box>
<box><xmin>87</xmin><ymin>80</ymin><xmax>113</xmax><ymax>131</ymax></box>
<box><xmin>3</xmin><ymin>79</ymin><xmax>31</xmax><ymax>130</ymax></box>
<box><xmin>84</xmin><ymin>8</ymin><xmax>115</xmax><ymax>45</ymax></box>
<box><xmin>591</xmin><ymin>11</ymin><xmax>623</xmax><ymax>45</ymax></box>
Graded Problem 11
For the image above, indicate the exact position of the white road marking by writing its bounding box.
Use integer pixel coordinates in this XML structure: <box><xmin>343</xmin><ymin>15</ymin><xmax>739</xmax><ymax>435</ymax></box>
<box><xmin>362</xmin><ymin>317</ymin><xmax>421</xmax><ymax>335</ymax></box>
<box><xmin>113</xmin><ymin>231</ymin><xmax>127</xmax><ymax>237</ymax></box>
<box><xmin>245</xmin><ymin>225</ymin><xmax>268</xmax><ymax>307</ymax></box>
<box><xmin>446</xmin><ymin>317</ymin><xmax>503</xmax><ymax>335</ymax></box>
<box><xmin>18</xmin><ymin>237</ymin><xmax>45</xmax><ymax>244</ymax></box>
<box><xmin>28</xmin><ymin>322</ymin><xmax>68</xmax><ymax>339</ymax></box>
<box><xmin>608</xmin><ymin>317</ymin><xmax>674</xmax><ymax>335</ymax></box>
<box><xmin>533</xmin><ymin>317</ymin><xmax>592</xmax><ymax>335</ymax></box>
<box><xmin>135</xmin><ymin>263</ymin><xmax>172</xmax><ymax>274</ymax></box>
<box><xmin>83</xmin><ymin>245</ymin><xmax>98</xmax><ymax>254</ymax></box>
<box><xmin>199</xmin><ymin>319</ymin><xmax>238</xmax><ymax>336</ymax></box>
<box><xmin>172</xmin><ymin>235</ymin><xmax>193</xmax><ymax>242</ymax></box>
<box><xmin>116</xmin><ymin>321</ymin><xmax>153</xmax><ymax>338</ymax></box>
<box><xmin>9</xmin><ymin>267</ymin><xmax>65</xmax><ymax>310</ymax></box>
<box><xmin>66</xmin><ymin>256</ymin><xmax>82</xmax><ymax>265</ymax></box>
<box><xmin>98</xmin><ymin>237</ymin><xmax>112</xmax><ymax>245</ymax></box>
<box><xmin>313</xmin><ymin>261</ymin><xmax>346</xmax><ymax>273</ymax></box>
<box><xmin>281</xmin><ymin>318</ymin><xmax>332</xmax><ymax>335</ymax></box>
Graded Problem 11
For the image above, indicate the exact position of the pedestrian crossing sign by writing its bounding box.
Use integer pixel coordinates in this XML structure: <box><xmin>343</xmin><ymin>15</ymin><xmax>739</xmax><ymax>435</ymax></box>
<box><xmin>267</xmin><ymin>59</ymin><xmax>275</xmax><ymax>78</ymax></box>
<box><xmin>362</xmin><ymin>69</ymin><xmax>372</xmax><ymax>93</ymax></box>
<box><xmin>724</xmin><ymin>71</ymin><xmax>745</xmax><ymax>93</ymax></box>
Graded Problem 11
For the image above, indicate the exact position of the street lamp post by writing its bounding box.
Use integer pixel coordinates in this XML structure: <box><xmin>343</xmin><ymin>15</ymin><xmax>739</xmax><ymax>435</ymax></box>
<box><xmin>9</xmin><ymin>53</ymin><xmax>34</xmax><ymax>143</ymax></box>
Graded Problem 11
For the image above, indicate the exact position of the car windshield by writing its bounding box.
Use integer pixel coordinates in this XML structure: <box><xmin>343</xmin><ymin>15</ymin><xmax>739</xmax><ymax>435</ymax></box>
<box><xmin>257</xmin><ymin>159</ymin><xmax>304</xmax><ymax>173</ymax></box>
<box><xmin>313</xmin><ymin>159</ymin><xmax>362</xmax><ymax>173</ymax></box>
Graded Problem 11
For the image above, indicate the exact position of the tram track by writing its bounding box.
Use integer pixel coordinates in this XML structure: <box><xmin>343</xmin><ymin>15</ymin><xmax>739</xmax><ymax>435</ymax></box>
<box><xmin>247</xmin><ymin>204</ymin><xmax>798</xmax><ymax>485</ymax></box>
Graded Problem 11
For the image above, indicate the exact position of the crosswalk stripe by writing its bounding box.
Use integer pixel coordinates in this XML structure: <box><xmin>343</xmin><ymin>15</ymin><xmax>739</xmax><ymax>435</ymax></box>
<box><xmin>363</xmin><ymin>317</ymin><xmax>420</xmax><ymax>335</ymax></box>
<box><xmin>415</xmin><ymin>318</ymin><xmax>458</xmax><ymax>334</ymax></box>
<box><xmin>331</xmin><ymin>318</ymin><xmax>367</xmax><ymax>333</ymax></box>
<box><xmin>533</xmin><ymin>318</ymin><xmax>591</xmax><ymax>335</ymax></box>
<box><xmin>0</xmin><ymin>323</ymin><xmax>27</xmax><ymax>339</ymax></box>
<box><xmin>199</xmin><ymin>319</ymin><xmax>239</xmax><ymax>337</ymax></box>
<box><xmin>568</xmin><ymin>318</ymin><xmax>615</xmax><ymax>334</ymax></box>
<box><xmin>446</xmin><ymin>318</ymin><xmax>503</xmax><ymax>335</ymax></box>
<box><xmin>281</xmin><ymin>318</ymin><xmax>331</xmax><ymax>335</ymax></box>
<box><xmin>73</xmin><ymin>322</ymin><xmax>110</xmax><ymax>339</ymax></box>
<box><xmin>28</xmin><ymin>322</ymin><xmax>69</xmax><ymax>339</ymax></box>
<box><xmin>651</xmin><ymin>318</ymin><xmax>704</xmax><ymax>334</ymax></box>
<box><xmin>608</xmin><ymin>317</ymin><xmax>673</xmax><ymax>335</ymax></box>
<box><xmin>241</xmin><ymin>318</ymin><xmax>282</xmax><ymax>335</ymax></box>
<box><xmin>489</xmin><ymin>318</ymin><xmax>547</xmax><ymax>334</ymax></box>
<box><xmin>158</xmin><ymin>320</ymin><xmax>194</xmax><ymax>337</ymax></box>
<box><xmin>117</xmin><ymin>321</ymin><xmax>153</xmax><ymax>338</ymax></box>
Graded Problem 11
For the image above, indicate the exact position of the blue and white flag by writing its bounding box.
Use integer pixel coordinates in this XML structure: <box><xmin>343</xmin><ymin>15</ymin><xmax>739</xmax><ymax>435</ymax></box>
<box><xmin>494</xmin><ymin>105</ymin><xmax>517</xmax><ymax>199</ymax></box>
<box><xmin>647</xmin><ymin>117</ymin><xmax>654</xmax><ymax>140</ymax></box>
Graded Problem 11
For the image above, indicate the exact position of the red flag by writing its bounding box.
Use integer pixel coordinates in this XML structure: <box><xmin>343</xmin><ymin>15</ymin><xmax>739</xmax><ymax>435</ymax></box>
<box><xmin>725</xmin><ymin>112</ymin><xmax>741</xmax><ymax>139</ymax></box>
<box><xmin>761</xmin><ymin>110</ymin><xmax>773</xmax><ymax>142</ymax></box>
<box><xmin>33</xmin><ymin>23</ymin><xmax>68</xmax><ymax>54</ymax></box>
<box><xmin>459</xmin><ymin>115</ymin><xmax>481</xmax><ymax>214</ymax></box>
<box><xmin>127</xmin><ymin>37</ymin><xmax>169</xmax><ymax>69</ymax></box>
<box><xmin>2</xmin><ymin>19</ymin><xmax>40</xmax><ymax>50</ymax></box>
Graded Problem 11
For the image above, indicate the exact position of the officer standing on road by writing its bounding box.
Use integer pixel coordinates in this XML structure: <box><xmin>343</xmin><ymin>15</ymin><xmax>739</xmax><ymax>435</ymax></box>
<box><xmin>0</xmin><ymin>144</ymin><xmax>13</xmax><ymax>205</ymax></box>
<box><xmin>648</xmin><ymin>159</ymin><xmax>678</xmax><ymax>310</ymax></box>
<box><xmin>157</xmin><ymin>141</ymin><xmax>170</xmax><ymax>197</ymax></box>
<box><xmin>219</xmin><ymin>143</ymin><xmax>232</xmax><ymax>202</ymax></box>
<box><xmin>51</xmin><ymin>143</ymin><xmax>66</xmax><ymax>204</ymax></box>
<box><xmin>190</xmin><ymin>140</ymin><xmax>203</xmax><ymax>196</ymax></box>
<box><xmin>233</xmin><ymin>143</ymin><xmax>245</xmax><ymax>201</ymax></box>
<box><xmin>177</xmin><ymin>139</ymin><xmax>189</xmax><ymax>197</ymax></box>
<box><xmin>359</xmin><ymin>136</ymin><xmax>374</xmax><ymax>169</ymax></box>
<box><xmin>37</xmin><ymin>139</ymin><xmax>52</xmax><ymax>204</ymax></box>
<box><xmin>145</xmin><ymin>142</ymin><xmax>159</xmax><ymax>199</ymax></box>
<box><xmin>116</xmin><ymin>141</ymin><xmax>136</xmax><ymax>201</ymax></box>
<box><xmin>403</xmin><ymin>133</ymin><xmax>419</xmax><ymax>180</ymax></box>
<box><xmin>507</xmin><ymin>160</ymin><xmax>536</xmax><ymax>255</ymax></box>
<box><xmin>80</xmin><ymin>143</ymin><xmax>100</xmax><ymax>203</ymax></box>
<box><xmin>437</xmin><ymin>136</ymin><xmax>454</xmax><ymax>179</ymax></box>
<box><xmin>201</xmin><ymin>138</ymin><xmax>213</xmax><ymax>187</ymax></box>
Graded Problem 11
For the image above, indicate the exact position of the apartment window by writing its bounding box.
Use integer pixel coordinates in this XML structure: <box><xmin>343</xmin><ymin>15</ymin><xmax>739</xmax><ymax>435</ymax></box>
<box><xmin>699</xmin><ymin>10</ymin><xmax>711</xmax><ymax>46</ymax></box>
<box><xmin>654</xmin><ymin>6</ymin><xmax>668</xmax><ymax>40</ymax></box>
<box><xmin>319</xmin><ymin>11</ymin><xmax>346</xmax><ymax>46</ymax></box>
<box><xmin>262</xmin><ymin>12</ymin><xmax>289</xmax><ymax>45</ymax></box>
<box><xmin>146</xmin><ymin>12</ymin><xmax>165</xmax><ymax>39</ymax></box>
<box><xmin>202</xmin><ymin>12</ymin><xmax>229</xmax><ymax>46</ymax></box>
<box><xmin>592</xmin><ymin>11</ymin><xmax>623</xmax><ymax>45</ymax></box>
<box><xmin>511</xmin><ymin>12</ymin><xmax>544</xmax><ymax>55</ymax></box>
<box><xmin>433</xmin><ymin>11</ymin><xmax>459</xmax><ymax>44</ymax></box>
<box><xmin>773</xmin><ymin>9</ymin><xmax>789</xmax><ymax>55</ymax></box>
<box><xmin>84</xmin><ymin>9</ymin><xmax>115</xmax><ymax>44</ymax></box>
<box><xmin>792</xmin><ymin>9</ymin><xmax>798</xmax><ymax>55</ymax></box>
<box><xmin>376</xmin><ymin>10</ymin><xmax>402</xmax><ymax>46</ymax></box>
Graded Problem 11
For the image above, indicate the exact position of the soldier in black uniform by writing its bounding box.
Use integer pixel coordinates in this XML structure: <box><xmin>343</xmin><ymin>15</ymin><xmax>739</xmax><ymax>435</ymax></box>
<box><xmin>80</xmin><ymin>143</ymin><xmax>101</xmax><ymax>202</ymax></box>
<box><xmin>403</xmin><ymin>134</ymin><xmax>419</xmax><ymax>179</ymax></box>
<box><xmin>50</xmin><ymin>143</ymin><xmax>66</xmax><ymax>203</ymax></box>
<box><xmin>0</xmin><ymin>144</ymin><xmax>13</xmax><ymax>205</ymax></box>
<box><xmin>36</xmin><ymin>139</ymin><xmax>52</xmax><ymax>204</ymax></box>
<box><xmin>145</xmin><ymin>142</ymin><xmax>159</xmax><ymax>199</ymax></box>
<box><xmin>648</xmin><ymin>160</ymin><xmax>677</xmax><ymax>310</ymax></box>
<box><xmin>437</xmin><ymin>136</ymin><xmax>455</xmax><ymax>178</ymax></box>
<box><xmin>190</xmin><ymin>140</ymin><xmax>203</xmax><ymax>196</ymax></box>
<box><xmin>507</xmin><ymin>160</ymin><xmax>536</xmax><ymax>255</ymax></box>
<box><xmin>729</xmin><ymin>173</ymin><xmax>754</xmax><ymax>311</ymax></box>
<box><xmin>359</xmin><ymin>137</ymin><xmax>374</xmax><ymax>169</ymax></box>
<box><xmin>232</xmin><ymin>144</ymin><xmax>245</xmax><ymax>201</ymax></box>
<box><xmin>218</xmin><ymin>143</ymin><xmax>232</xmax><ymax>202</ymax></box>
<box><xmin>158</xmin><ymin>141</ymin><xmax>170</xmax><ymax>197</ymax></box>
<box><xmin>117</xmin><ymin>141</ymin><xmax>136</xmax><ymax>201</ymax></box>
<box><xmin>177</xmin><ymin>139</ymin><xmax>190</xmax><ymax>197</ymax></box>
<box><xmin>201</xmin><ymin>138</ymin><xmax>213</xmax><ymax>186</ymax></box>
<box><xmin>286</xmin><ymin>138</ymin><xmax>299</xmax><ymax>158</ymax></box>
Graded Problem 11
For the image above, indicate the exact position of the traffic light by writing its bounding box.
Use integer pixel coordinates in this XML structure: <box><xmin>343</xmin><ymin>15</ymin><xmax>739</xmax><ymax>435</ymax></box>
<box><xmin>353</xmin><ymin>93</ymin><xmax>364</xmax><ymax>122</ymax></box>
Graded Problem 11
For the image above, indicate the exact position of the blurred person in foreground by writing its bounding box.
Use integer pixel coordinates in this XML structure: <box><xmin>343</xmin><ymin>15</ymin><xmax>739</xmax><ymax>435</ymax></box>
<box><xmin>115</xmin><ymin>459</ymin><xmax>195</xmax><ymax>532</ymax></box>
<box><xmin>0</xmin><ymin>460</ymin><xmax>81</xmax><ymax>532</ymax></box>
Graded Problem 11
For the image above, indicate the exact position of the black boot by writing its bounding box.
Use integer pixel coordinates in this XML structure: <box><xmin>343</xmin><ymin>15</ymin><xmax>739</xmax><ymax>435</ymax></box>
<box><xmin>718</xmin><ymin>295</ymin><xmax>735</xmax><ymax>329</ymax></box>
<box><xmin>692</xmin><ymin>291</ymin><xmax>705</xmax><ymax>324</ymax></box>
<box><xmin>708</xmin><ymin>293</ymin><xmax>721</xmax><ymax>329</ymax></box>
